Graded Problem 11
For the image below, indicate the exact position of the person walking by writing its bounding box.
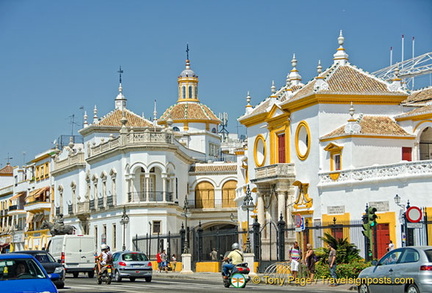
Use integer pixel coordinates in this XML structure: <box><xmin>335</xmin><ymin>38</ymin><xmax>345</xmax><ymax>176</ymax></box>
<box><xmin>328</xmin><ymin>243</ymin><xmax>337</xmax><ymax>286</ymax></box>
<box><xmin>289</xmin><ymin>241</ymin><xmax>302</xmax><ymax>280</ymax></box>
<box><xmin>210</xmin><ymin>248</ymin><xmax>218</xmax><ymax>261</ymax></box>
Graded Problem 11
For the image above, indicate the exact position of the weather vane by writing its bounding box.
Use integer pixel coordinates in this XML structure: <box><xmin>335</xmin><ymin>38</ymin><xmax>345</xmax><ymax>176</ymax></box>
<box><xmin>186</xmin><ymin>44</ymin><xmax>189</xmax><ymax>60</ymax></box>
<box><xmin>118</xmin><ymin>66</ymin><xmax>123</xmax><ymax>84</ymax></box>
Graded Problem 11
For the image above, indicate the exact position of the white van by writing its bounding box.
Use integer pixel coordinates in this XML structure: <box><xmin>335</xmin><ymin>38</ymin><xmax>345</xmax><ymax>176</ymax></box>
<box><xmin>47</xmin><ymin>235</ymin><xmax>96</xmax><ymax>278</ymax></box>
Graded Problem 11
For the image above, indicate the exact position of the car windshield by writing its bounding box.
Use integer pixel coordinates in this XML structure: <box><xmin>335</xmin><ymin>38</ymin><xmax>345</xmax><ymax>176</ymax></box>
<box><xmin>424</xmin><ymin>249</ymin><xmax>432</xmax><ymax>262</ymax></box>
<box><xmin>122</xmin><ymin>253</ymin><xmax>148</xmax><ymax>261</ymax></box>
<box><xmin>0</xmin><ymin>258</ymin><xmax>47</xmax><ymax>281</ymax></box>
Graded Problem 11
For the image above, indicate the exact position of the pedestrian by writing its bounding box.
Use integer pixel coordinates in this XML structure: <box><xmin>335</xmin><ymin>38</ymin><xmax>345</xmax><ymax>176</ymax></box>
<box><xmin>328</xmin><ymin>243</ymin><xmax>337</xmax><ymax>286</ymax></box>
<box><xmin>304</xmin><ymin>243</ymin><xmax>316</xmax><ymax>281</ymax></box>
<box><xmin>156</xmin><ymin>250</ymin><xmax>162</xmax><ymax>273</ymax></box>
<box><xmin>210</xmin><ymin>248</ymin><xmax>218</xmax><ymax>261</ymax></box>
<box><xmin>160</xmin><ymin>250</ymin><xmax>168</xmax><ymax>273</ymax></box>
<box><xmin>171</xmin><ymin>254</ymin><xmax>177</xmax><ymax>271</ymax></box>
<box><xmin>289</xmin><ymin>241</ymin><xmax>302</xmax><ymax>280</ymax></box>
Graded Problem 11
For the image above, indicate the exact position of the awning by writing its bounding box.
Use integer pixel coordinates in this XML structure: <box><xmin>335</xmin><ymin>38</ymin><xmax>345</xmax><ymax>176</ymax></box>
<box><xmin>10</xmin><ymin>192</ymin><xmax>26</xmax><ymax>201</ymax></box>
<box><xmin>29</xmin><ymin>187</ymin><xmax>49</xmax><ymax>199</ymax></box>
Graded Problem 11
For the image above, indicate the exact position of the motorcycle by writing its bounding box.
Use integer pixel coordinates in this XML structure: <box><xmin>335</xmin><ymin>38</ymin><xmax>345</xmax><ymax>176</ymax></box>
<box><xmin>97</xmin><ymin>264</ymin><xmax>113</xmax><ymax>285</ymax></box>
<box><xmin>223</xmin><ymin>263</ymin><xmax>251</xmax><ymax>288</ymax></box>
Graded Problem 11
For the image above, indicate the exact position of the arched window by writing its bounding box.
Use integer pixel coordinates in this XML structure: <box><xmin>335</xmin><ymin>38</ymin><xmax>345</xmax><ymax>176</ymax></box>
<box><xmin>173</xmin><ymin>126</ymin><xmax>180</xmax><ymax>132</ymax></box>
<box><xmin>182</xmin><ymin>86</ymin><xmax>186</xmax><ymax>99</ymax></box>
<box><xmin>222</xmin><ymin>180</ymin><xmax>237</xmax><ymax>208</ymax></box>
<box><xmin>195</xmin><ymin>181</ymin><xmax>215</xmax><ymax>208</ymax></box>
<box><xmin>195</xmin><ymin>86</ymin><xmax>198</xmax><ymax>99</ymax></box>
<box><xmin>420</xmin><ymin>127</ymin><xmax>432</xmax><ymax>160</ymax></box>
<box><xmin>189</xmin><ymin>86</ymin><xmax>193</xmax><ymax>99</ymax></box>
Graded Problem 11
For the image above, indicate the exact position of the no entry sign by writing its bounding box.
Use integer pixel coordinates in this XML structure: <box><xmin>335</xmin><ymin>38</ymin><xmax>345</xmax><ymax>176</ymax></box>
<box><xmin>406</xmin><ymin>206</ymin><xmax>422</xmax><ymax>223</ymax></box>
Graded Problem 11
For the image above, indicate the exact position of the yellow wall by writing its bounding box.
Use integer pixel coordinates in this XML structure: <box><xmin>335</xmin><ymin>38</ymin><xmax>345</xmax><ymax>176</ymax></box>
<box><xmin>322</xmin><ymin>213</ymin><xmax>351</xmax><ymax>242</ymax></box>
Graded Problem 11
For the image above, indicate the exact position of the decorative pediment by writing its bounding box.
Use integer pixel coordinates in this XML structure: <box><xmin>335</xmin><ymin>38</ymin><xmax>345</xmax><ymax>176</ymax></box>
<box><xmin>324</xmin><ymin>143</ymin><xmax>343</xmax><ymax>153</ymax></box>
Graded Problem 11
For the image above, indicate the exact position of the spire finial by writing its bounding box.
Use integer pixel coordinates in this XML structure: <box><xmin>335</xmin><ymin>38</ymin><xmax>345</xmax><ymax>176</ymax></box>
<box><xmin>317</xmin><ymin>60</ymin><xmax>322</xmax><ymax>74</ymax></box>
<box><xmin>186</xmin><ymin>44</ymin><xmax>190</xmax><ymax>60</ymax></box>
<box><xmin>153</xmin><ymin>99</ymin><xmax>157</xmax><ymax>121</ymax></box>
<box><xmin>271</xmin><ymin>80</ymin><xmax>276</xmax><ymax>94</ymax></box>
<box><xmin>246</xmin><ymin>91</ymin><xmax>251</xmax><ymax>106</ymax></box>
<box><xmin>333</xmin><ymin>30</ymin><xmax>349</xmax><ymax>65</ymax></box>
<box><xmin>118</xmin><ymin>66</ymin><xmax>123</xmax><ymax>84</ymax></box>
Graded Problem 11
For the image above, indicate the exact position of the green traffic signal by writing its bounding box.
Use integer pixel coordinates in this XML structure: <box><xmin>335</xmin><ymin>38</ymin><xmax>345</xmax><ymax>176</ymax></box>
<box><xmin>368</xmin><ymin>207</ymin><xmax>378</xmax><ymax>227</ymax></box>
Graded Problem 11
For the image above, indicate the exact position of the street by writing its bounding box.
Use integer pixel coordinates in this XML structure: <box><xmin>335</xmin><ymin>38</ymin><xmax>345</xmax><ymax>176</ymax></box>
<box><xmin>58</xmin><ymin>273</ymin><xmax>352</xmax><ymax>293</ymax></box>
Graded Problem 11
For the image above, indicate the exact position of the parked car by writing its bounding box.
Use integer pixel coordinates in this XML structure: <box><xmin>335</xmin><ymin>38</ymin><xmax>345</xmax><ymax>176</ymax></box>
<box><xmin>358</xmin><ymin>246</ymin><xmax>432</xmax><ymax>293</ymax></box>
<box><xmin>112</xmin><ymin>251</ymin><xmax>152</xmax><ymax>282</ymax></box>
<box><xmin>13</xmin><ymin>250</ymin><xmax>65</xmax><ymax>289</ymax></box>
<box><xmin>0</xmin><ymin>253</ymin><xmax>59</xmax><ymax>293</ymax></box>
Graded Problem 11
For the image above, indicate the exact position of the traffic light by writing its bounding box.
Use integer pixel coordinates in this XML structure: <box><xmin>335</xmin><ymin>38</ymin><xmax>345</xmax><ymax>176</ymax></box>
<box><xmin>362</xmin><ymin>213</ymin><xmax>371</xmax><ymax>239</ymax></box>
<box><xmin>368</xmin><ymin>207</ymin><xmax>378</xmax><ymax>227</ymax></box>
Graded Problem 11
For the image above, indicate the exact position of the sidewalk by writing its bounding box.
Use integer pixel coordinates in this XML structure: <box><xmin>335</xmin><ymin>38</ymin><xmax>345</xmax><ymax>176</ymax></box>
<box><xmin>153</xmin><ymin>271</ymin><xmax>356</xmax><ymax>291</ymax></box>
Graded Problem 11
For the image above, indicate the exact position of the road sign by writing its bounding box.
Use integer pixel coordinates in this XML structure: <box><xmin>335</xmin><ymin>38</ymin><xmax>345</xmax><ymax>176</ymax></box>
<box><xmin>406</xmin><ymin>206</ymin><xmax>422</xmax><ymax>223</ymax></box>
<box><xmin>407</xmin><ymin>222</ymin><xmax>423</xmax><ymax>229</ymax></box>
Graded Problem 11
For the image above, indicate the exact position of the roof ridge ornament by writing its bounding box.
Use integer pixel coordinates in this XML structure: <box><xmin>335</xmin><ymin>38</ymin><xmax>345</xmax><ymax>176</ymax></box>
<box><xmin>333</xmin><ymin>30</ymin><xmax>349</xmax><ymax>65</ymax></box>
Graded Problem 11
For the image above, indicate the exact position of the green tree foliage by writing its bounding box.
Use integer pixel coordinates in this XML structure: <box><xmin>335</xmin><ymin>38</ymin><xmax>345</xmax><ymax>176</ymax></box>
<box><xmin>318</xmin><ymin>232</ymin><xmax>362</xmax><ymax>264</ymax></box>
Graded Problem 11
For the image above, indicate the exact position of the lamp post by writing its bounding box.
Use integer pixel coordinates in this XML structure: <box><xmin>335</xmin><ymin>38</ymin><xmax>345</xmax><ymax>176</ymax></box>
<box><xmin>242</xmin><ymin>185</ymin><xmax>255</xmax><ymax>253</ymax></box>
<box><xmin>120</xmin><ymin>206</ymin><xmax>129</xmax><ymax>251</ymax></box>
<box><xmin>394</xmin><ymin>194</ymin><xmax>411</xmax><ymax>247</ymax></box>
<box><xmin>182</xmin><ymin>196</ymin><xmax>191</xmax><ymax>253</ymax></box>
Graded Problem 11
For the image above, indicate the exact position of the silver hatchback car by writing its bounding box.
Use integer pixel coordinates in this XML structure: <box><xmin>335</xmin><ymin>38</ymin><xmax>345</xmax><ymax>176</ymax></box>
<box><xmin>358</xmin><ymin>246</ymin><xmax>432</xmax><ymax>293</ymax></box>
<box><xmin>112</xmin><ymin>251</ymin><xmax>152</xmax><ymax>282</ymax></box>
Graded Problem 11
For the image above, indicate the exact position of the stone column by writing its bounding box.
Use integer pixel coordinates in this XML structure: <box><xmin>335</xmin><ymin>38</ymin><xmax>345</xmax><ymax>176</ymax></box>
<box><xmin>277</xmin><ymin>190</ymin><xmax>286</xmax><ymax>222</ymax></box>
<box><xmin>243</xmin><ymin>253</ymin><xmax>256</xmax><ymax>275</ymax></box>
<box><xmin>145</xmin><ymin>174</ymin><xmax>150</xmax><ymax>202</ymax></box>
<box><xmin>162</xmin><ymin>174</ymin><xmax>167</xmax><ymax>202</ymax></box>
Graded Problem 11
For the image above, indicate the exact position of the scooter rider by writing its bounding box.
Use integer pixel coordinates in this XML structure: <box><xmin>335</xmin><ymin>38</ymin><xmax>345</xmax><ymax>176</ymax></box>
<box><xmin>97</xmin><ymin>244</ymin><xmax>113</xmax><ymax>275</ymax></box>
<box><xmin>222</xmin><ymin>243</ymin><xmax>244</xmax><ymax>279</ymax></box>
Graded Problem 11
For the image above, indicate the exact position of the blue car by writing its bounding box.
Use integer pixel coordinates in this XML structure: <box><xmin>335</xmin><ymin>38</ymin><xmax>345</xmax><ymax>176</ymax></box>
<box><xmin>0</xmin><ymin>253</ymin><xmax>59</xmax><ymax>293</ymax></box>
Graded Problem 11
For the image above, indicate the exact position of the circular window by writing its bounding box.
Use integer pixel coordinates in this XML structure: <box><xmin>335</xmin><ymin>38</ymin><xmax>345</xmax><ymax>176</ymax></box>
<box><xmin>254</xmin><ymin>135</ymin><xmax>266</xmax><ymax>167</ymax></box>
<box><xmin>295</xmin><ymin>121</ymin><xmax>311</xmax><ymax>160</ymax></box>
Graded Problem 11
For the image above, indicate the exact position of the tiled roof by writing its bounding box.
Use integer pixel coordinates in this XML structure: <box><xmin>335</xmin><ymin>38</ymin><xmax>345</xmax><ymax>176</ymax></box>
<box><xmin>97</xmin><ymin>109</ymin><xmax>153</xmax><ymax>127</ymax></box>
<box><xmin>189</xmin><ymin>164</ymin><xmax>237</xmax><ymax>173</ymax></box>
<box><xmin>290</xmin><ymin>64</ymin><xmax>397</xmax><ymax>102</ymax></box>
<box><xmin>322</xmin><ymin>116</ymin><xmax>411</xmax><ymax>138</ymax></box>
<box><xmin>0</xmin><ymin>164</ymin><xmax>13</xmax><ymax>175</ymax></box>
<box><xmin>397</xmin><ymin>105</ymin><xmax>432</xmax><ymax>118</ymax></box>
<box><xmin>160</xmin><ymin>102</ymin><xmax>220</xmax><ymax>121</ymax></box>
<box><xmin>403</xmin><ymin>87</ymin><xmax>432</xmax><ymax>104</ymax></box>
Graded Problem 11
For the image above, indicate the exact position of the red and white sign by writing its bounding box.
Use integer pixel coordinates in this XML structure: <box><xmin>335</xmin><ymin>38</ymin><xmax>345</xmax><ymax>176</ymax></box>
<box><xmin>406</xmin><ymin>206</ymin><xmax>423</xmax><ymax>223</ymax></box>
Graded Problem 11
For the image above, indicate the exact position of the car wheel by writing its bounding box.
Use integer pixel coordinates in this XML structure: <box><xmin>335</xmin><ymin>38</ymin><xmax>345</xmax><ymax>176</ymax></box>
<box><xmin>358</xmin><ymin>283</ymin><xmax>370</xmax><ymax>293</ymax></box>
<box><xmin>73</xmin><ymin>272</ymin><xmax>79</xmax><ymax>278</ymax></box>
<box><xmin>115</xmin><ymin>270</ymin><xmax>122</xmax><ymax>282</ymax></box>
<box><xmin>406</xmin><ymin>284</ymin><xmax>420</xmax><ymax>293</ymax></box>
<box><xmin>145</xmin><ymin>276</ymin><xmax>152</xmax><ymax>282</ymax></box>
<box><xmin>88</xmin><ymin>271</ymin><xmax>95</xmax><ymax>278</ymax></box>
<box><xmin>130</xmin><ymin>277</ymin><xmax>136</xmax><ymax>282</ymax></box>
<box><xmin>55</xmin><ymin>281</ymin><xmax>65</xmax><ymax>289</ymax></box>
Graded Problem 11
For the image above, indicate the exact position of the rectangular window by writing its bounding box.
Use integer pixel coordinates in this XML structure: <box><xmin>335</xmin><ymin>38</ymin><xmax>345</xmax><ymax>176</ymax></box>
<box><xmin>95</xmin><ymin>226</ymin><xmax>98</xmax><ymax>248</ymax></box>
<box><xmin>402</xmin><ymin>147</ymin><xmax>412</xmax><ymax>161</ymax></box>
<box><xmin>153</xmin><ymin>221</ymin><xmax>161</xmax><ymax>234</ymax></box>
<box><xmin>334</xmin><ymin>154</ymin><xmax>341</xmax><ymax>170</ymax></box>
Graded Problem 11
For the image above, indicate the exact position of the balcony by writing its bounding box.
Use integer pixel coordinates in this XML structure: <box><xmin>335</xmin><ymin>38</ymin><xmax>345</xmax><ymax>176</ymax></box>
<box><xmin>319</xmin><ymin>160</ymin><xmax>432</xmax><ymax>185</ymax></box>
<box><xmin>252</xmin><ymin>163</ymin><xmax>296</xmax><ymax>184</ymax></box>
<box><xmin>128</xmin><ymin>191</ymin><xmax>174</xmax><ymax>203</ymax></box>
<box><xmin>8</xmin><ymin>204</ymin><xmax>26</xmax><ymax>216</ymax></box>
<box><xmin>89</xmin><ymin>130</ymin><xmax>174</xmax><ymax>158</ymax></box>
<box><xmin>52</xmin><ymin>152</ymin><xmax>85</xmax><ymax>174</ymax></box>
<box><xmin>24</xmin><ymin>200</ymin><xmax>51</xmax><ymax>212</ymax></box>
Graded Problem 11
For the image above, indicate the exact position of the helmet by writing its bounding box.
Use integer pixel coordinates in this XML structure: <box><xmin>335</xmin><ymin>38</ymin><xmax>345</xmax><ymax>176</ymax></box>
<box><xmin>101</xmin><ymin>244</ymin><xmax>108</xmax><ymax>250</ymax></box>
<box><xmin>231</xmin><ymin>243</ymin><xmax>239</xmax><ymax>250</ymax></box>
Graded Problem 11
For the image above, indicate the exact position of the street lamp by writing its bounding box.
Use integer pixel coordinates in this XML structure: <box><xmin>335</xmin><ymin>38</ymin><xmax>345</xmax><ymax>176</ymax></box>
<box><xmin>182</xmin><ymin>196</ymin><xmax>191</xmax><ymax>253</ymax></box>
<box><xmin>120</xmin><ymin>206</ymin><xmax>129</xmax><ymax>251</ymax></box>
<box><xmin>394</xmin><ymin>194</ymin><xmax>410</xmax><ymax>247</ymax></box>
<box><xmin>242</xmin><ymin>185</ymin><xmax>255</xmax><ymax>253</ymax></box>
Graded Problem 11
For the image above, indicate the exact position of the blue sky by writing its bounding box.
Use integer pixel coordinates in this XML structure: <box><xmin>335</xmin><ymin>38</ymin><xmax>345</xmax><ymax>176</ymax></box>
<box><xmin>0</xmin><ymin>0</ymin><xmax>431</xmax><ymax>168</ymax></box>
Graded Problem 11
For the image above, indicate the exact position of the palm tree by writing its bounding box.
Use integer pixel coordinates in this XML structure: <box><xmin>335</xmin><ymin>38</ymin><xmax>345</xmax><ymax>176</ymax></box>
<box><xmin>319</xmin><ymin>232</ymin><xmax>361</xmax><ymax>263</ymax></box>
